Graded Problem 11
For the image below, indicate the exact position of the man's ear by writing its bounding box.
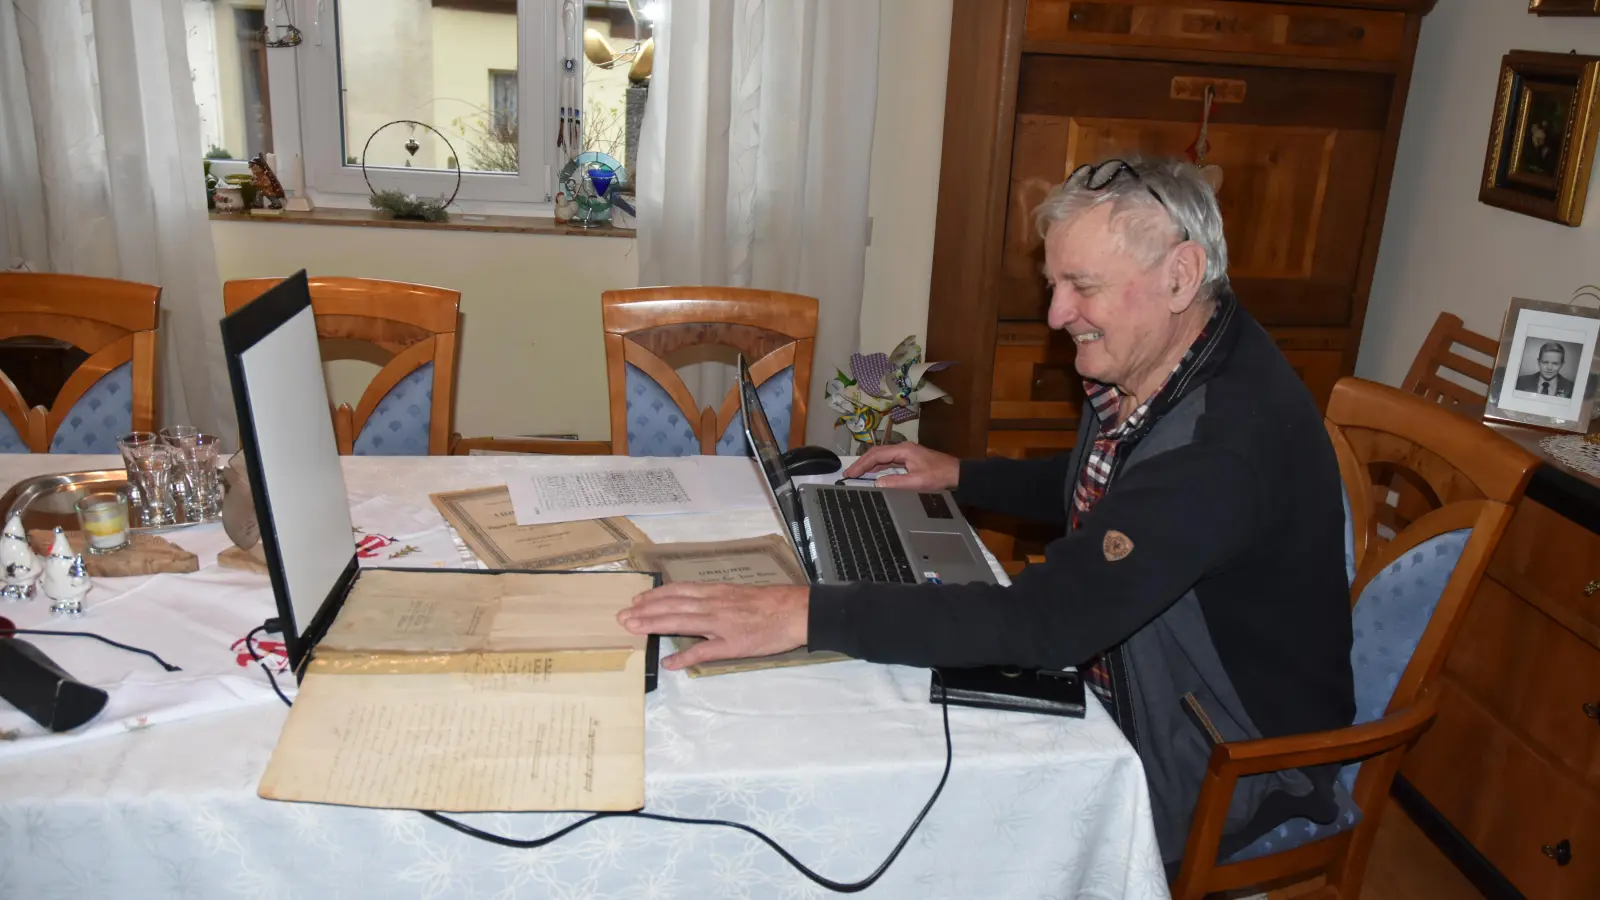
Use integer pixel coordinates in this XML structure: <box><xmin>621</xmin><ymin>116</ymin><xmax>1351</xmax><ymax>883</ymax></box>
<box><xmin>1165</xmin><ymin>241</ymin><xmax>1207</xmax><ymax>313</ymax></box>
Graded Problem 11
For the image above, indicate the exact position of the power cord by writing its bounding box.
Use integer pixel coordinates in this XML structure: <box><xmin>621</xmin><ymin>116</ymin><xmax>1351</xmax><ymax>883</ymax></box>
<box><xmin>248</xmin><ymin>621</ymin><xmax>953</xmax><ymax>893</ymax></box>
<box><xmin>0</xmin><ymin>628</ymin><xmax>183</xmax><ymax>672</ymax></box>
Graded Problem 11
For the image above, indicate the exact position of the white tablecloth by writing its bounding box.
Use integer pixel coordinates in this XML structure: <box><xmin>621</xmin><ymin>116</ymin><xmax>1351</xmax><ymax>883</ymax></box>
<box><xmin>0</xmin><ymin>455</ymin><xmax>1168</xmax><ymax>900</ymax></box>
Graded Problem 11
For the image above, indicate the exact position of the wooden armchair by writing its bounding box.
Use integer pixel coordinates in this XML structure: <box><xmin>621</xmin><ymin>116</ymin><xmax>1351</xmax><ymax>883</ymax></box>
<box><xmin>223</xmin><ymin>276</ymin><xmax>458</xmax><ymax>456</ymax></box>
<box><xmin>1170</xmin><ymin>377</ymin><xmax>1537</xmax><ymax>900</ymax></box>
<box><xmin>602</xmin><ymin>286</ymin><xmax>817</xmax><ymax>456</ymax></box>
<box><xmin>0</xmin><ymin>273</ymin><xmax>159</xmax><ymax>453</ymax></box>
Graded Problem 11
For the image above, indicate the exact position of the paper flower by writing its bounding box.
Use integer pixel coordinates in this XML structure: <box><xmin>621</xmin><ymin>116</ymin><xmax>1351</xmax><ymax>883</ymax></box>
<box><xmin>826</xmin><ymin>336</ymin><xmax>954</xmax><ymax>446</ymax></box>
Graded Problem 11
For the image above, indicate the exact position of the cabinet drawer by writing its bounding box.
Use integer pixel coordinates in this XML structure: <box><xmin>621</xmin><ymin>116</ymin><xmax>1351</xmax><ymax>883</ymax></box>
<box><xmin>1488</xmin><ymin>499</ymin><xmax>1600</xmax><ymax>650</ymax></box>
<box><xmin>1446</xmin><ymin>576</ymin><xmax>1600</xmax><ymax>792</ymax></box>
<box><xmin>1023</xmin><ymin>0</ymin><xmax>1408</xmax><ymax>63</ymax></box>
<box><xmin>1406</xmin><ymin>681</ymin><xmax>1600</xmax><ymax>899</ymax></box>
<box><xmin>991</xmin><ymin>322</ymin><xmax>1084</xmax><ymax>423</ymax></box>
<box><xmin>987</xmin><ymin>428</ymin><xmax>1078</xmax><ymax>460</ymax></box>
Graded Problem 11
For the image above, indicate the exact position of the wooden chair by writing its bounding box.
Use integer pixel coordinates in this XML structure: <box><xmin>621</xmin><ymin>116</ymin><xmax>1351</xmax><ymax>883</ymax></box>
<box><xmin>1379</xmin><ymin>313</ymin><xmax>1501</xmax><ymax>532</ymax></box>
<box><xmin>1170</xmin><ymin>377</ymin><xmax>1537</xmax><ymax>900</ymax></box>
<box><xmin>0</xmin><ymin>273</ymin><xmax>159</xmax><ymax>453</ymax></box>
<box><xmin>450</xmin><ymin>436</ymin><xmax>612</xmax><ymax>456</ymax></box>
<box><xmin>602</xmin><ymin>286</ymin><xmax>817</xmax><ymax>456</ymax></box>
<box><xmin>223</xmin><ymin>276</ymin><xmax>458</xmax><ymax>456</ymax></box>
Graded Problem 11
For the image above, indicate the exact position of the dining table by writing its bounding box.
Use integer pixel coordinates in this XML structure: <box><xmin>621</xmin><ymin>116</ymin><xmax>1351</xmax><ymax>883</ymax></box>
<box><xmin>0</xmin><ymin>452</ymin><xmax>1169</xmax><ymax>900</ymax></box>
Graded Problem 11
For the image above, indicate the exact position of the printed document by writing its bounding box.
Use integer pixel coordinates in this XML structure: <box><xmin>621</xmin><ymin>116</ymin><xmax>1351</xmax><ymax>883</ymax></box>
<box><xmin>506</xmin><ymin>457</ymin><xmax>772</xmax><ymax>526</ymax></box>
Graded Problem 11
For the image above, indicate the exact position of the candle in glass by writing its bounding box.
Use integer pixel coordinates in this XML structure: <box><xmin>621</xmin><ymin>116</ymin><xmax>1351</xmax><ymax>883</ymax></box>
<box><xmin>75</xmin><ymin>492</ymin><xmax>131</xmax><ymax>554</ymax></box>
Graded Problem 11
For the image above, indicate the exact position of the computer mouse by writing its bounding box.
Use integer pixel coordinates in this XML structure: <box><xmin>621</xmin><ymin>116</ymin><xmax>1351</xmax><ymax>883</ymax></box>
<box><xmin>780</xmin><ymin>444</ymin><xmax>843</xmax><ymax>477</ymax></box>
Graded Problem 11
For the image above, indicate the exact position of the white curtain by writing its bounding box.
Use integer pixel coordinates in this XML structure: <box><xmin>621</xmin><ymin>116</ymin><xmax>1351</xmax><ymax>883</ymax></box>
<box><xmin>0</xmin><ymin>0</ymin><xmax>237</xmax><ymax>444</ymax></box>
<box><xmin>635</xmin><ymin>0</ymin><xmax>881</xmax><ymax>447</ymax></box>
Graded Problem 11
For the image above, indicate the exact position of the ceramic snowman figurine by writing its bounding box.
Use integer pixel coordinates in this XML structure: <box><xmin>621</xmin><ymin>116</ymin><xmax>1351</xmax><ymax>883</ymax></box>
<box><xmin>39</xmin><ymin>528</ymin><xmax>77</xmax><ymax>603</ymax></box>
<box><xmin>1</xmin><ymin>513</ymin><xmax>41</xmax><ymax>602</ymax></box>
<box><xmin>49</xmin><ymin>554</ymin><xmax>91</xmax><ymax>617</ymax></box>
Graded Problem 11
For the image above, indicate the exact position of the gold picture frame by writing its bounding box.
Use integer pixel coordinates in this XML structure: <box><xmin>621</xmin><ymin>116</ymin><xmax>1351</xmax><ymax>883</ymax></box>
<box><xmin>1529</xmin><ymin>0</ymin><xmax>1600</xmax><ymax>15</ymax></box>
<box><xmin>1479</xmin><ymin>51</ymin><xmax>1600</xmax><ymax>226</ymax></box>
<box><xmin>1484</xmin><ymin>297</ymin><xmax>1600</xmax><ymax>434</ymax></box>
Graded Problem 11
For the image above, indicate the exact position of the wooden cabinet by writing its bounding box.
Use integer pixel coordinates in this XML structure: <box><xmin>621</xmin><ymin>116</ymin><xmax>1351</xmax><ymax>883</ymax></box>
<box><xmin>1402</xmin><ymin>492</ymin><xmax>1600</xmax><ymax>899</ymax></box>
<box><xmin>922</xmin><ymin>0</ymin><xmax>1432</xmax><ymax>570</ymax></box>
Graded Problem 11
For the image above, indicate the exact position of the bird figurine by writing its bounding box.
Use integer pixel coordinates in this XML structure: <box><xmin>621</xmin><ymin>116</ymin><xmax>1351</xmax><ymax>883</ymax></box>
<box><xmin>39</xmin><ymin>528</ymin><xmax>76</xmax><ymax>603</ymax></box>
<box><xmin>1</xmin><ymin>514</ymin><xmax>41</xmax><ymax>602</ymax></box>
<box><xmin>248</xmin><ymin>155</ymin><xmax>286</xmax><ymax>209</ymax></box>
<box><xmin>49</xmin><ymin>554</ymin><xmax>91</xmax><ymax>617</ymax></box>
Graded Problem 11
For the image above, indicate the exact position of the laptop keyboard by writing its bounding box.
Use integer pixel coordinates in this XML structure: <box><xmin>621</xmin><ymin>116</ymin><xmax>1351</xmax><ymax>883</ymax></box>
<box><xmin>817</xmin><ymin>488</ymin><xmax>918</xmax><ymax>584</ymax></box>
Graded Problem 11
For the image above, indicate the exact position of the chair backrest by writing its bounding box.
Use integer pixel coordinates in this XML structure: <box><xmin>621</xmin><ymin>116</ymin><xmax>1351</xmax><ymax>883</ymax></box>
<box><xmin>601</xmin><ymin>286</ymin><xmax>818</xmax><ymax>456</ymax></box>
<box><xmin>1325</xmin><ymin>378</ymin><xmax>1535</xmax><ymax>741</ymax></box>
<box><xmin>0</xmin><ymin>273</ymin><xmax>160</xmax><ymax>453</ymax></box>
<box><xmin>223</xmin><ymin>276</ymin><xmax>460</xmax><ymax>456</ymax></box>
<box><xmin>1399</xmin><ymin>312</ymin><xmax>1497</xmax><ymax>417</ymax></box>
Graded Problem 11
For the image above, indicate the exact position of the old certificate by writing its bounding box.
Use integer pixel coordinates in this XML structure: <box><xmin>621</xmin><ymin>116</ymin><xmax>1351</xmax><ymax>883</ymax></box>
<box><xmin>431</xmin><ymin>485</ymin><xmax>651</xmax><ymax>570</ymax></box>
<box><xmin>630</xmin><ymin>535</ymin><xmax>850</xmax><ymax>677</ymax></box>
<box><xmin>257</xmin><ymin>570</ymin><xmax>653</xmax><ymax>812</ymax></box>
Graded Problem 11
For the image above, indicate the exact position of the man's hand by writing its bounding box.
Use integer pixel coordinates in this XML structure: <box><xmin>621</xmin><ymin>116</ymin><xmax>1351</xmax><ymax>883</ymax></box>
<box><xmin>841</xmin><ymin>442</ymin><xmax>961</xmax><ymax>491</ymax></box>
<box><xmin>617</xmin><ymin>583</ymin><xmax>810</xmax><ymax>670</ymax></box>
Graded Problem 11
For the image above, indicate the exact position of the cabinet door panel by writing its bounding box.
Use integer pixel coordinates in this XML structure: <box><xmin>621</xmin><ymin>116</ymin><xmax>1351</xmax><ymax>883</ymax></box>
<box><xmin>1001</xmin><ymin>55</ymin><xmax>1390</xmax><ymax>325</ymax></box>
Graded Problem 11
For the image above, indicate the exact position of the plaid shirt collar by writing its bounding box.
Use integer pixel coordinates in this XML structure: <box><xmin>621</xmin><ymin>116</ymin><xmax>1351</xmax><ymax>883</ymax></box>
<box><xmin>1070</xmin><ymin>292</ymin><xmax>1236</xmax><ymax>529</ymax></box>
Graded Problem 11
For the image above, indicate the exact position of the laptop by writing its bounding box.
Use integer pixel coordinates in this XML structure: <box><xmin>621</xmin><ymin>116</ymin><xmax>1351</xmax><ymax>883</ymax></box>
<box><xmin>737</xmin><ymin>355</ymin><xmax>997</xmax><ymax>587</ymax></box>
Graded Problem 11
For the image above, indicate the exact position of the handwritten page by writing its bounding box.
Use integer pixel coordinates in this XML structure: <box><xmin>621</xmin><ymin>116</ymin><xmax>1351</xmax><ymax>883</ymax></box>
<box><xmin>506</xmin><ymin>457</ymin><xmax>775</xmax><ymax>526</ymax></box>
<box><xmin>630</xmin><ymin>535</ymin><xmax>849</xmax><ymax>678</ymax></box>
<box><xmin>257</xmin><ymin>652</ymin><xmax>646</xmax><ymax>811</ymax></box>
<box><xmin>429</xmin><ymin>485</ymin><xmax>651</xmax><ymax>569</ymax></box>
<box><xmin>257</xmin><ymin>570</ymin><xmax>652</xmax><ymax>812</ymax></box>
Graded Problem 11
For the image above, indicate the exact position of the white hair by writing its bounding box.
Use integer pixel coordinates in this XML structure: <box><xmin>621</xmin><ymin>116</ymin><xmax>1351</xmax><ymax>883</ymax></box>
<box><xmin>1034</xmin><ymin>156</ymin><xmax>1230</xmax><ymax>301</ymax></box>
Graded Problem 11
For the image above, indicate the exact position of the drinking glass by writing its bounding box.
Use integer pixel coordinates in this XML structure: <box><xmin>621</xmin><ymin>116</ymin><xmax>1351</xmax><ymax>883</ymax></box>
<box><xmin>116</xmin><ymin>431</ymin><xmax>157</xmax><ymax>509</ymax></box>
<box><xmin>129</xmin><ymin>446</ymin><xmax>176</xmax><ymax>526</ymax></box>
<box><xmin>160</xmin><ymin>426</ymin><xmax>201</xmax><ymax>517</ymax></box>
<box><xmin>185</xmin><ymin>434</ymin><xmax>224</xmax><ymax>520</ymax></box>
<box><xmin>76</xmin><ymin>492</ymin><xmax>131</xmax><ymax>554</ymax></box>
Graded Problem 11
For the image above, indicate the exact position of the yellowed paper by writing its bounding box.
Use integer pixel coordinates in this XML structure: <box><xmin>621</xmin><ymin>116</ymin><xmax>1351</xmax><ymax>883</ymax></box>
<box><xmin>630</xmin><ymin>536</ymin><xmax>849</xmax><ymax>677</ymax></box>
<box><xmin>259</xmin><ymin>570</ymin><xmax>653</xmax><ymax>812</ymax></box>
<box><xmin>430</xmin><ymin>485</ymin><xmax>651</xmax><ymax>570</ymax></box>
<box><xmin>257</xmin><ymin>650</ymin><xmax>645</xmax><ymax>812</ymax></box>
<box><xmin>319</xmin><ymin>569</ymin><xmax>651</xmax><ymax>654</ymax></box>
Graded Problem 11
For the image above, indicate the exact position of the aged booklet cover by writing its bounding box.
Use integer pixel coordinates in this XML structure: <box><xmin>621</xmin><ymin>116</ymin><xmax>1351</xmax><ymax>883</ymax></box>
<box><xmin>629</xmin><ymin>535</ymin><xmax>850</xmax><ymax>678</ymax></box>
<box><xmin>430</xmin><ymin>485</ymin><xmax>651</xmax><ymax>570</ymax></box>
<box><xmin>257</xmin><ymin>569</ymin><xmax>653</xmax><ymax>812</ymax></box>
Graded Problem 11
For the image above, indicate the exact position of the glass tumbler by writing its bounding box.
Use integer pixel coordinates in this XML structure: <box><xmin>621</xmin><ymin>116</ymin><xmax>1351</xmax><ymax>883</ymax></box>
<box><xmin>76</xmin><ymin>492</ymin><xmax>131</xmax><ymax>554</ymax></box>
<box><xmin>186</xmin><ymin>434</ymin><xmax>224</xmax><ymax>520</ymax></box>
<box><xmin>160</xmin><ymin>426</ymin><xmax>201</xmax><ymax>518</ymax></box>
<box><xmin>129</xmin><ymin>445</ymin><xmax>177</xmax><ymax>526</ymax></box>
<box><xmin>116</xmin><ymin>431</ymin><xmax>157</xmax><ymax>510</ymax></box>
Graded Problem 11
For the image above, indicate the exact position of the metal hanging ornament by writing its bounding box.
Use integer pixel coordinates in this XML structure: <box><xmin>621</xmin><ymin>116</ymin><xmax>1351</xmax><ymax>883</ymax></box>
<box><xmin>359</xmin><ymin>120</ymin><xmax>461</xmax><ymax>222</ymax></box>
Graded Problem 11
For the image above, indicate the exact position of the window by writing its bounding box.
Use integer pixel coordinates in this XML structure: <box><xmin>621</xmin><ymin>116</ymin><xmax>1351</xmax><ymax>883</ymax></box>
<box><xmin>188</xmin><ymin>0</ymin><xmax>652</xmax><ymax>215</ymax></box>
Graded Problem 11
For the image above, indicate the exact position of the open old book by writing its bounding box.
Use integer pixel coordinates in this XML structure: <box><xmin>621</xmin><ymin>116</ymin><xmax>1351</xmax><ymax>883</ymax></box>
<box><xmin>257</xmin><ymin>569</ymin><xmax>655</xmax><ymax>812</ymax></box>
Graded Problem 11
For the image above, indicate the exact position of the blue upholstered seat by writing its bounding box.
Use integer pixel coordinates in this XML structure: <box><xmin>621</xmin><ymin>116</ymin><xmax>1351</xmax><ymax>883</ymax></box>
<box><xmin>0</xmin><ymin>362</ymin><xmax>134</xmax><ymax>455</ymax></box>
<box><xmin>624</xmin><ymin>363</ymin><xmax>795</xmax><ymax>457</ymax></box>
<box><xmin>352</xmin><ymin>362</ymin><xmax>434</xmax><ymax>456</ymax></box>
<box><xmin>1226</xmin><ymin>506</ymin><xmax>1471</xmax><ymax>862</ymax></box>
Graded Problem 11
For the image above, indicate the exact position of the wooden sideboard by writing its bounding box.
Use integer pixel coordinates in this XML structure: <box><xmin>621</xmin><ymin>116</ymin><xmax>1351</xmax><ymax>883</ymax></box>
<box><xmin>920</xmin><ymin>0</ymin><xmax>1435</xmax><ymax>571</ymax></box>
<box><xmin>1397</xmin><ymin>426</ymin><xmax>1600</xmax><ymax>900</ymax></box>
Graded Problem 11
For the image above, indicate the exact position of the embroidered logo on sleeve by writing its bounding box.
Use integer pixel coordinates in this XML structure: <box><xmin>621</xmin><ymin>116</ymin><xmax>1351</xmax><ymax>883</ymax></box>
<box><xmin>1102</xmin><ymin>530</ymin><xmax>1134</xmax><ymax>561</ymax></box>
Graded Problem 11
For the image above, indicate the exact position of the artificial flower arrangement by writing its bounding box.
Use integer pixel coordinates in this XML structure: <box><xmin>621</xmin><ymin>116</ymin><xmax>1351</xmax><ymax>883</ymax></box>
<box><xmin>826</xmin><ymin>336</ymin><xmax>954</xmax><ymax>449</ymax></box>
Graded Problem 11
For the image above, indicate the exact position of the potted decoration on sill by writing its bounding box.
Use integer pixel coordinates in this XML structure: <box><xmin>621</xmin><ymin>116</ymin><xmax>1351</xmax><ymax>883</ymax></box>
<box><xmin>826</xmin><ymin>336</ymin><xmax>954</xmax><ymax>451</ymax></box>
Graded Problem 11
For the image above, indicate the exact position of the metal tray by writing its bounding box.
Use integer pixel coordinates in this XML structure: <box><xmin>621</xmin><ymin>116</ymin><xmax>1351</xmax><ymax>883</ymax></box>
<box><xmin>0</xmin><ymin>469</ymin><xmax>220</xmax><ymax>537</ymax></box>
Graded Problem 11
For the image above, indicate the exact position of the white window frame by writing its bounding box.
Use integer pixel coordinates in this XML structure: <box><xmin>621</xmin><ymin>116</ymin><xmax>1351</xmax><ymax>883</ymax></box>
<box><xmin>246</xmin><ymin>0</ymin><xmax>565</xmax><ymax>215</ymax></box>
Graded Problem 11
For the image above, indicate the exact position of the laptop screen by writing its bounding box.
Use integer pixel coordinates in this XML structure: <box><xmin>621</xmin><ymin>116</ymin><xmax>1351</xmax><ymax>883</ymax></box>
<box><xmin>737</xmin><ymin>356</ymin><xmax>812</xmax><ymax>576</ymax></box>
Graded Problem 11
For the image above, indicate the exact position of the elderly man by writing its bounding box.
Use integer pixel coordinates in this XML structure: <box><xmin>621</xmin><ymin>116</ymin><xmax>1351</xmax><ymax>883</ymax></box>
<box><xmin>619</xmin><ymin>156</ymin><xmax>1355</xmax><ymax>868</ymax></box>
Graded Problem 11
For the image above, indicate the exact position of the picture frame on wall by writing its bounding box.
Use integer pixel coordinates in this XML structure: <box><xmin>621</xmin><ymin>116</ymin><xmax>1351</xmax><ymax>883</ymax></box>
<box><xmin>1529</xmin><ymin>0</ymin><xmax>1600</xmax><ymax>16</ymax></box>
<box><xmin>1484</xmin><ymin>297</ymin><xmax>1600</xmax><ymax>434</ymax></box>
<box><xmin>1478</xmin><ymin>51</ymin><xmax>1600</xmax><ymax>226</ymax></box>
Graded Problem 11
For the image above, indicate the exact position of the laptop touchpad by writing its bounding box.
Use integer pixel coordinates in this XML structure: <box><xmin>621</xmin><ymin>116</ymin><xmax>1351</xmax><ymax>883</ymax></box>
<box><xmin>907</xmin><ymin>532</ymin><xmax>979</xmax><ymax>567</ymax></box>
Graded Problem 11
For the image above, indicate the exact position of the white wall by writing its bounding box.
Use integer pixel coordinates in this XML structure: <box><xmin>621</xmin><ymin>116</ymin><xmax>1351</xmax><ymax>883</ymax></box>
<box><xmin>857</xmin><ymin>0</ymin><xmax>953</xmax><ymax>439</ymax></box>
<box><xmin>1359</xmin><ymin>4</ymin><xmax>1600</xmax><ymax>386</ymax></box>
<box><xmin>211</xmin><ymin>220</ymin><xmax>638</xmax><ymax>440</ymax></box>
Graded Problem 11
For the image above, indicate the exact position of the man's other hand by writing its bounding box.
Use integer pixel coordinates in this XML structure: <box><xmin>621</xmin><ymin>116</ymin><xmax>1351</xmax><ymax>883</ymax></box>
<box><xmin>842</xmin><ymin>442</ymin><xmax>960</xmax><ymax>491</ymax></box>
<box><xmin>617</xmin><ymin>583</ymin><xmax>809</xmax><ymax>670</ymax></box>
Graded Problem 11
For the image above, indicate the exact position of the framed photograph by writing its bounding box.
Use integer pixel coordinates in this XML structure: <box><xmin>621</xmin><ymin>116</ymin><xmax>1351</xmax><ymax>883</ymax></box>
<box><xmin>1479</xmin><ymin>51</ymin><xmax>1600</xmax><ymax>226</ymax></box>
<box><xmin>1529</xmin><ymin>0</ymin><xmax>1600</xmax><ymax>15</ymax></box>
<box><xmin>1485</xmin><ymin>298</ymin><xmax>1600</xmax><ymax>433</ymax></box>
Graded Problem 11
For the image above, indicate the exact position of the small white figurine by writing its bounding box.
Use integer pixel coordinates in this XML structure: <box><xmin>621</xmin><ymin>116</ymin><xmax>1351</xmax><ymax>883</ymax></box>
<box><xmin>39</xmin><ymin>528</ymin><xmax>76</xmax><ymax>603</ymax></box>
<box><xmin>49</xmin><ymin>554</ymin><xmax>90</xmax><ymax>617</ymax></box>
<box><xmin>0</xmin><ymin>513</ymin><xmax>40</xmax><ymax>602</ymax></box>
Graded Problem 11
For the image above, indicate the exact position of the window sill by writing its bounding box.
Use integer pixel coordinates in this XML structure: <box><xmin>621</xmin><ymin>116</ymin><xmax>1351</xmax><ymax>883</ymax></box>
<box><xmin>207</xmin><ymin>206</ymin><xmax>636</xmax><ymax>239</ymax></box>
